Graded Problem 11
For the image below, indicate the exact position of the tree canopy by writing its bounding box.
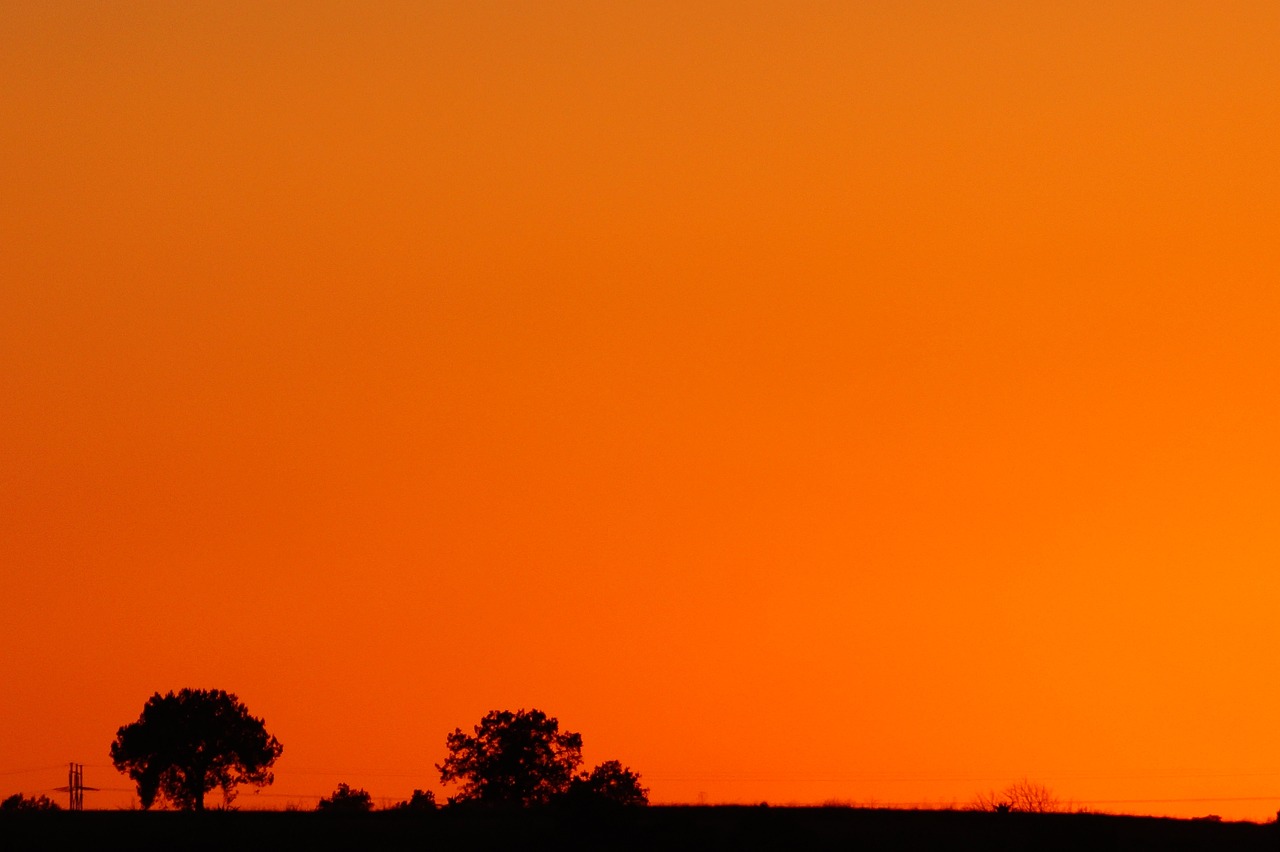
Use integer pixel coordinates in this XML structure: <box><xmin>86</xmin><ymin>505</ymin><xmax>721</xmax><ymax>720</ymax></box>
<box><xmin>568</xmin><ymin>760</ymin><xmax>650</xmax><ymax>807</ymax></box>
<box><xmin>437</xmin><ymin>709</ymin><xmax>584</xmax><ymax>806</ymax></box>
<box><xmin>109</xmin><ymin>688</ymin><xmax>283</xmax><ymax>810</ymax></box>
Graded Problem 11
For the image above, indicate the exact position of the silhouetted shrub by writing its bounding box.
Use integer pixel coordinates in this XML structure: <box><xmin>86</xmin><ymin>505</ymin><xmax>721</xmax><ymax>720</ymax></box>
<box><xmin>0</xmin><ymin>793</ymin><xmax>60</xmax><ymax>811</ymax></box>
<box><xmin>566</xmin><ymin>760</ymin><xmax>649</xmax><ymax>807</ymax></box>
<box><xmin>971</xmin><ymin>779</ymin><xmax>1060</xmax><ymax>813</ymax></box>
<box><xmin>317</xmin><ymin>783</ymin><xmax>374</xmax><ymax>813</ymax></box>
<box><xmin>388</xmin><ymin>789</ymin><xmax>437</xmax><ymax>812</ymax></box>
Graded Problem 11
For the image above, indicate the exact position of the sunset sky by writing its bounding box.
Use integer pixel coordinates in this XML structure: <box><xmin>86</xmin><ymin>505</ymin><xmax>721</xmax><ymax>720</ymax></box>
<box><xmin>4</xmin><ymin>1</ymin><xmax>1280</xmax><ymax>819</ymax></box>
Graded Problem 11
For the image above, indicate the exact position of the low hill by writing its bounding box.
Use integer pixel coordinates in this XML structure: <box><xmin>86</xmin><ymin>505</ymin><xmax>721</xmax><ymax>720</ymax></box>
<box><xmin>2</xmin><ymin>805</ymin><xmax>1275</xmax><ymax>851</ymax></box>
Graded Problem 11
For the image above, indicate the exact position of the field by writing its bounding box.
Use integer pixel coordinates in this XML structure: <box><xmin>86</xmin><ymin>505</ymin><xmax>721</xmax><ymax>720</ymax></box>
<box><xmin>2</xmin><ymin>806</ymin><xmax>1277</xmax><ymax>851</ymax></box>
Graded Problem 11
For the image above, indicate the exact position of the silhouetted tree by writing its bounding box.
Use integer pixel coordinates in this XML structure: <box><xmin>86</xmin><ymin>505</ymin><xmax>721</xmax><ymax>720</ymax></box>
<box><xmin>317</xmin><ymin>783</ymin><xmax>374</xmax><ymax>813</ymax></box>
<box><xmin>567</xmin><ymin>760</ymin><xmax>649</xmax><ymax>806</ymax></box>
<box><xmin>388</xmin><ymin>789</ymin><xmax>437</xmax><ymax>812</ymax></box>
<box><xmin>438</xmin><ymin>709</ymin><xmax>583</xmax><ymax>806</ymax></box>
<box><xmin>109</xmin><ymin>688</ymin><xmax>282</xmax><ymax>811</ymax></box>
<box><xmin>1004</xmin><ymin>779</ymin><xmax>1059</xmax><ymax>813</ymax></box>
<box><xmin>971</xmin><ymin>779</ymin><xmax>1059</xmax><ymax>813</ymax></box>
<box><xmin>0</xmin><ymin>793</ymin><xmax>60</xmax><ymax>811</ymax></box>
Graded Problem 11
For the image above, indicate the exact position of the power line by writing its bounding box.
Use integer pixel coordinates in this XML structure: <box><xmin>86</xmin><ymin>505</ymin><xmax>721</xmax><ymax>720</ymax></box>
<box><xmin>55</xmin><ymin>763</ymin><xmax>1280</xmax><ymax>787</ymax></box>
<box><xmin>0</xmin><ymin>764</ymin><xmax>66</xmax><ymax>777</ymax></box>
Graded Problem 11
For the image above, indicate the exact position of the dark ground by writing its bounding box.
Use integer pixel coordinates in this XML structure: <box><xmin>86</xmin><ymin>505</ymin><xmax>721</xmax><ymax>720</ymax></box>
<box><xmin>2</xmin><ymin>806</ymin><xmax>1277</xmax><ymax>851</ymax></box>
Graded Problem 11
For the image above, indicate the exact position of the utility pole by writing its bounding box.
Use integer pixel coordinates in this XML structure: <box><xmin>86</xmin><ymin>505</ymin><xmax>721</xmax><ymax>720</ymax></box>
<box><xmin>54</xmin><ymin>763</ymin><xmax>98</xmax><ymax>811</ymax></box>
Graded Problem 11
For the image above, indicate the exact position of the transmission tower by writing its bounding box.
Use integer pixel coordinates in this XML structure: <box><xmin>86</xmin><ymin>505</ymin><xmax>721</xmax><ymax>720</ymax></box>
<box><xmin>54</xmin><ymin>763</ymin><xmax>98</xmax><ymax>811</ymax></box>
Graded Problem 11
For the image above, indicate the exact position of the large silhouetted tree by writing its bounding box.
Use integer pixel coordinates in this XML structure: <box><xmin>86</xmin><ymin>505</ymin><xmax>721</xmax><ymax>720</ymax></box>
<box><xmin>109</xmin><ymin>688</ymin><xmax>282</xmax><ymax>810</ymax></box>
<box><xmin>437</xmin><ymin>709</ymin><xmax>583</xmax><ymax>805</ymax></box>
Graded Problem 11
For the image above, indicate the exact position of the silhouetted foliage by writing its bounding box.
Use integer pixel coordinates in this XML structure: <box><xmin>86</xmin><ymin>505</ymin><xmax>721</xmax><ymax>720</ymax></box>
<box><xmin>388</xmin><ymin>789</ymin><xmax>437</xmax><ymax>812</ymax></box>
<box><xmin>971</xmin><ymin>779</ymin><xmax>1059</xmax><ymax>813</ymax></box>
<box><xmin>317</xmin><ymin>783</ymin><xmax>374</xmax><ymax>813</ymax></box>
<box><xmin>109</xmin><ymin>688</ymin><xmax>282</xmax><ymax>811</ymax></box>
<box><xmin>438</xmin><ymin>709</ymin><xmax>583</xmax><ymax>806</ymax></box>
<box><xmin>567</xmin><ymin>760</ymin><xmax>649</xmax><ymax>807</ymax></box>
<box><xmin>0</xmin><ymin>793</ymin><xmax>60</xmax><ymax>811</ymax></box>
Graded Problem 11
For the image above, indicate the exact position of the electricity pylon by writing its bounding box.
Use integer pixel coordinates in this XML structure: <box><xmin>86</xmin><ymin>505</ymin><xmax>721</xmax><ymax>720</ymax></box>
<box><xmin>54</xmin><ymin>763</ymin><xmax>98</xmax><ymax>811</ymax></box>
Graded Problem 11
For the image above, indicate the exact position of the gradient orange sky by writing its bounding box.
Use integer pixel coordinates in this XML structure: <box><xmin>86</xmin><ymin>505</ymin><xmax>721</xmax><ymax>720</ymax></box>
<box><xmin>4</xmin><ymin>1</ymin><xmax>1280</xmax><ymax>819</ymax></box>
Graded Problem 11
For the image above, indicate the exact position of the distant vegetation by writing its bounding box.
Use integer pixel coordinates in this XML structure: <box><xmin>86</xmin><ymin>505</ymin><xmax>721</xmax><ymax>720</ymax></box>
<box><xmin>438</xmin><ymin>708</ymin><xmax>647</xmax><ymax>808</ymax></box>
<box><xmin>970</xmin><ymin>779</ymin><xmax>1061</xmax><ymax>814</ymax></box>
<box><xmin>3</xmin><ymin>688</ymin><xmax>1155</xmax><ymax>826</ymax></box>
<box><xmin>6</xmin><ymin>707</ymin><xmax>1278</xmax><ymax>852</ymax></box>
<box><xmin>566</xmin><ymin>760</ymin><xmax>649</xmax><ymax>807</ymax></box>
<box><xmin>316</xmin><ymin>783</ymin><xmax>373</xmax><ymax>814</ymax></box>
<box><xmin>1</xmin><ymin>793</ymin><xmax>60</xmax><ymax>811</ymax></box>
<box><xmin>101</xmin><ymin>691</ymin><xmax>646</xmax><ymax>811</ymax></box>
<box><xmin>387</xmin><ymin>789</ymin><xmax>437</xmax><ymax>812</ymax></box>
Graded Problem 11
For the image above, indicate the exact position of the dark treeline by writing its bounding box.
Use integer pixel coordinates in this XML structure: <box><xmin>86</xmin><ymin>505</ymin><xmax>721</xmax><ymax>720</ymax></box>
<box><xmin>4</xmin><ymin>807</ymin><xmax>1280</xmax><ymax>852</ymax></box>
<box><xmin>67</xmin><ymin>688</ymin><xmax>646</xmax><ymax>812</ymax></box>
<box><xmin>6</xmin><ymin>689</ymin><xmax>1280</xmax><ymax>850</ymax></box>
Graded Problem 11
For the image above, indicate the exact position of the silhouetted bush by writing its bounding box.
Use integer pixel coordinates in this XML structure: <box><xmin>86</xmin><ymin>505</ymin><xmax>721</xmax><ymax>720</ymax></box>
<box><xmin>316</xmin><ymin>783</ymin><xmax>374</xmax><ymax>813</ymax></box>
<box><xmin>388</xmin><ymin>789</ymin><xmax>437</xmax><ymax>812</ymax></box>
<box><xmin>0</xmin><ymin>793</ymin><xmax>60</xmax><ymax>811</ymax></box>
<box><xmin>566</xmin><ymin>760</ymin><xmax>649</xmax><ymax>807</ymax></box>
<box><xmin>971</xmin><ymin>779</ymin><xmax>1060</xmax><ymax>813</ymax></box>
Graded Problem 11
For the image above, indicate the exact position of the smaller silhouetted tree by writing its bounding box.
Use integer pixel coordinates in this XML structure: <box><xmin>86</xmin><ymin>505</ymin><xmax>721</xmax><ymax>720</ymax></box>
<box><xmin>438</xmin><ymin>709</ymin><xmax>583</xmax><ymax>806</ymax></box>
<box><xmin>388</xmin><ymin>789</ymin><xmax>437</xmax><ymax>812</ymax></box>
<box><xmin>971</xmin><ymin>779</ymin><xmax>1059</xmax><ymax>813</ymax></box>
<box><xmin>317</xmin><ymin>783</ymin><xmax>374</xmax><ymax>813</ymax></box>
<box><xmin>566</xmin><ymin>760</ymin><xmax>649</xmax><ymax>806</ymax></box>
<box><xmin>0</xmin><ymin>793</ymin><xmax>60</xmax><ymax>811</ymax></box>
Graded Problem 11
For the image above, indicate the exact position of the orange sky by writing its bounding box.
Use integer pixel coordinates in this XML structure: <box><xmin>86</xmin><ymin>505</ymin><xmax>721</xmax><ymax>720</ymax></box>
<box><xmin>4</xmin><ymin>1</ymin><xmax>1280</xmax><ymax>819</ymax></box>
